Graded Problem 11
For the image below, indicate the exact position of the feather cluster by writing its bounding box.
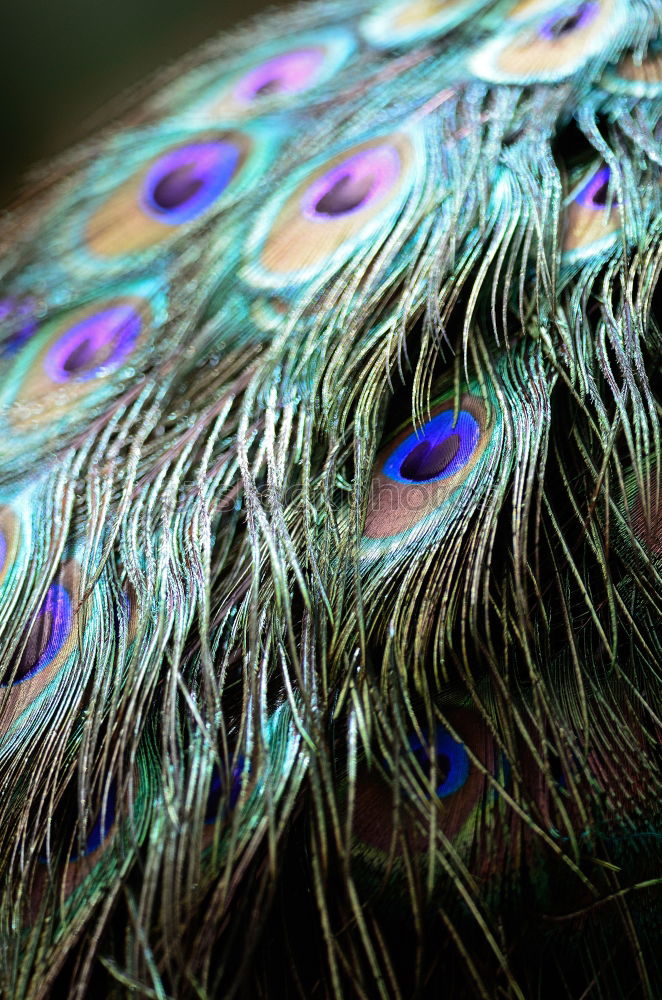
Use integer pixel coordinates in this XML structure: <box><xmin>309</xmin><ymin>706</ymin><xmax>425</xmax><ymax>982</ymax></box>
<box><xmin>0</xmin><ymin>0</ymin><xmax>660</xmax><ymax>996</ymax></box>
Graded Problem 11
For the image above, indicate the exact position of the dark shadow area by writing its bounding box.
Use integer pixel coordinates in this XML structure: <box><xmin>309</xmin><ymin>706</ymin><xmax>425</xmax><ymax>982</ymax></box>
<box><xmin>0</xmin><ymin>0</ymin><xmax>275</xmax><ymax>205</ymax></box>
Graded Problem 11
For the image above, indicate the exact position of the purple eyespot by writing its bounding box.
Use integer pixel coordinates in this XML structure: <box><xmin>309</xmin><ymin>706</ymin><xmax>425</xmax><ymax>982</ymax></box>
<box><xmin>1</xmin><ymin>582</ymin><xmax>73</xmax><ymax>686</ymax></box>
<box><xmin>301</xmin><ymin>146</ymin><xmax>401</xmax><ymax>220</ymax></box>
<box><xmin>575</xmin><ymin>165</ymin><xmax>614</xmax><ymax>210</ymax></box>
<box><xmin>233</xmin><ymin>48</ymin><xmax>326</xmax><ymax>103</ymax></box>
<box><xmin>383</xmin><ymin>410</ymin><xmax>481</xmax><ymax>484</ymax></box>
<box><xmin>44</xmin><ymin>305</ymin><xmax>142</xmax><ymax>384</ymax></box>
<box><xmin>0</xmin><ymin>297</ymin><xmax>37</xmax><ymax>355</ymax></box>
<box><xmin>539</xmin><ymin>1</ymin><xmax>599</xmax><ymax>40</ymax></box>
<box><xmin>409</xmin><ymin>726</ymin><xmax>470</xmax><ymax>799</ymax></box>
<box><xmin>142</xmin><ymin>141</ymin><xmax>240</xmax><ymax>224</ymax></box>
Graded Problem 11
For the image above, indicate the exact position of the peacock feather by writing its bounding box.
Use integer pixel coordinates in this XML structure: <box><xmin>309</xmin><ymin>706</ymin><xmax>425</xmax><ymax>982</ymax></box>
<box><xmin>0</xmin><ymin>0</ymin><xmax>661</xmax><ymax>996</ymax></box>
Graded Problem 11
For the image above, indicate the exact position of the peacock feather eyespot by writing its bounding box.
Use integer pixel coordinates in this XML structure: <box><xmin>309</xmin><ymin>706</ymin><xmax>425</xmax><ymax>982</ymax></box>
<box><xmin>140</xmin><ymin>141</ymin><xmax>241</xmax><ymax>226</ymax></box>
<box><xmin>85</xmin><ymin>131</ymin><xmax>252</xmax><ymax>258</ymax></box>
<box><xmin>0</xmin><ymin>574</ymin><xmax>77</xmax><ymax>693</ymax></box>
<box><xmin>364</xmin><ymin>394</ymin><xmax>491</xmax><ymax>539</ymax></box>
<box><xmin>30</xmin><ymin>760</ymin><xmax>153</xmax><ymax>924</ymax></box>
<box><xmin>381</xmin><ymin>408</ymin><xmax>481</xmax><ymax>485</ymax></box>
<box><xmin>573</xmin><ymin>164</ymin><xmax>613</xmax><ymax>210</ymax></box>
<box><xmin>42</xmin><ymin>304</ymin><xmax>142</xmax><ymax>383</ymax></box>
<box><xmin>0</xmin><ymin>282</ymin><xmax>162</xmax><ymax>433</ymax></box>
<box><xmin>0</xmin><ymin>561</ymin><xmax>80</xmax><ymax>737</ymax></box>
<box><xmin>469</xmin><ymin>0</ymin><xmax>628</xmax><ymax>83</ymax></box>
<box><xmin>201</xmin><ymin>706</ymin><xmax>299</xmax><ymax>857</ymax></box>
<box><xmin>182</xmin><ymin>30</ymin><xmax>355</xmax><ymax>121</ymax></box>
<box><xmin>1</xmin><ymin>583</ymin><xmax>73</xmax><ymax>687</ymax></box>
<box><xmin>408</xmin><ymin>725</ymin><xmax>471</xmax><ymax>799</ymax></box>
<box><xmin>361</xmin><ymin>0</ymin><xmax>491</xmax><ymax>48</ymax></box>
<box><xmin>562</xmin><ymin>162</ymin><xmax>620</xmax><ymax>261</ymax></box>
<box><xmin>352</xmin><ymin>709</ymin><xmax>499</xmax><ymax>862</ymax></box>
<box><xmin>245</xmin><ymin>132</ymin><xmax>418</xmax><ymax>286</ymax></box>
<box><xmin>300</xmin><ymin>147</ymin><xmax>402</xmax><ymax>221</ymax></box>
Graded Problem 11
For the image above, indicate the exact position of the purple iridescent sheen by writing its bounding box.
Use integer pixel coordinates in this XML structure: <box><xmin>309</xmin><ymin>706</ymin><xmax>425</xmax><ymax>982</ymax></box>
<box><xmin>539</xmin><ymin>1</ymin><xmax>599</xmax><ymax>40</ymax></box>
<box><xmin>301</xmin><ymin>146</ymin><xmax>401</xmax><ymax>221</ymax></box>
<box><xmin>0</xmin><ymin>298</ymin><xmax>37</xmax><ymax>355</ymax></box>
<box><xmin>575</xmin><ymin>165</ymin><xmax>613</xmax><ymax>209</ymax></box>
<box><xmin>0</xmin><ymin>530</ymin><xmax>6</xmax><ymax>577</ymax></box>
<box><xmin>43</xmin><ymin>305</ymin><xmax>142</xmax><ymax>383</ymax></box>
<box><xmin>409</xmin><ymin>726</ymin><xmax>470</xmax><ymax>799</ymax></box>
<box><xmin>234</xmin><ymin>48</ymin><xmax>325</xmax><ymax>103</ymax></box>
<box><xmin>1</xmin><ymin>582</ymin><xmax>73</xmax><ymax>686</ymax></box>
<box><xmin>142</xmin><ymin>141</ymin><xmax>240</xmax><ymax>225</ymax></box>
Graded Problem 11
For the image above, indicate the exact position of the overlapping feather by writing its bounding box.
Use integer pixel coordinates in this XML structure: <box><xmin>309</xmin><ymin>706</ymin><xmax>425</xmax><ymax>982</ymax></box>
<box><xmin>0</xmin><ymin>0</ymin><xmax>660</xmax><ymax>996</ymax></box>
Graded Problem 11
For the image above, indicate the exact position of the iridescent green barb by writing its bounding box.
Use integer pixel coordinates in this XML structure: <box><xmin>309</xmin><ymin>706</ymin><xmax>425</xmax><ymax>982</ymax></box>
<box><xmin>0</xmin><ymin>0</ymin><xmax>661</xmax><ymax>996</ymax></box>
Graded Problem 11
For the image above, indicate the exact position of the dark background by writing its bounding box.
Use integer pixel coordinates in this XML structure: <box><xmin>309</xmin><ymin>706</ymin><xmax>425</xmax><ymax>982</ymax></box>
<box><xmin>0</xmin><ymin>0</ymin><xmax>273</xmax><ymax>205</ymax></box>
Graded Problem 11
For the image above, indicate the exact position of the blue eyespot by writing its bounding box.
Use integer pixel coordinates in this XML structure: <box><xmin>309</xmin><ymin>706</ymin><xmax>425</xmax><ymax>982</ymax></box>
<box><xmin>44</xmin><ymin>305</ymin><xmax>142</xmax><ymax>383</ymax></box>
<box><xmin>574</xmin><ymin>165</ymin><xmax>613</xmax><ymax>210</ymax></box>
<box><xmin>1</xmin><ymin>582</ymin><xmax>73</xmax><ymax>686</ymax></box>
<box><xmin>234</xmin><ymin>48</ymin><xmax>327</xmax><ymax>103</ymax></box>
<box><xmin>409</xmin><ymin>725</ymin><xmax>470</xmax><ymax>799</ymax></box>
<box><xmin>538</xmin><ymin>1</ymin><xmax>599</xmax><ymax>40</ymax></box>
<box><xmin>383</xmin><ymin>410</ymin><xmax>480</xmax><ymax>484</ymax></box>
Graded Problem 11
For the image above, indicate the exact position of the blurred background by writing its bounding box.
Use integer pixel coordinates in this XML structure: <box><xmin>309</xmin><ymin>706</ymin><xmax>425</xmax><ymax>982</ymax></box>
<box><xmin>0</xmin><ymin>0</ymin><xmax>273</xmax><ymax>204</ymax></box>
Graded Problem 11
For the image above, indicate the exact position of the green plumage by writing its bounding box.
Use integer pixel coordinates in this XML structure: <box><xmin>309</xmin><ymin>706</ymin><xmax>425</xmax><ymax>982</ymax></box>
<box><xmin>0</xmin><ymin>0</ymin><xmax>660</xmax><ymax>996</ymax></box>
